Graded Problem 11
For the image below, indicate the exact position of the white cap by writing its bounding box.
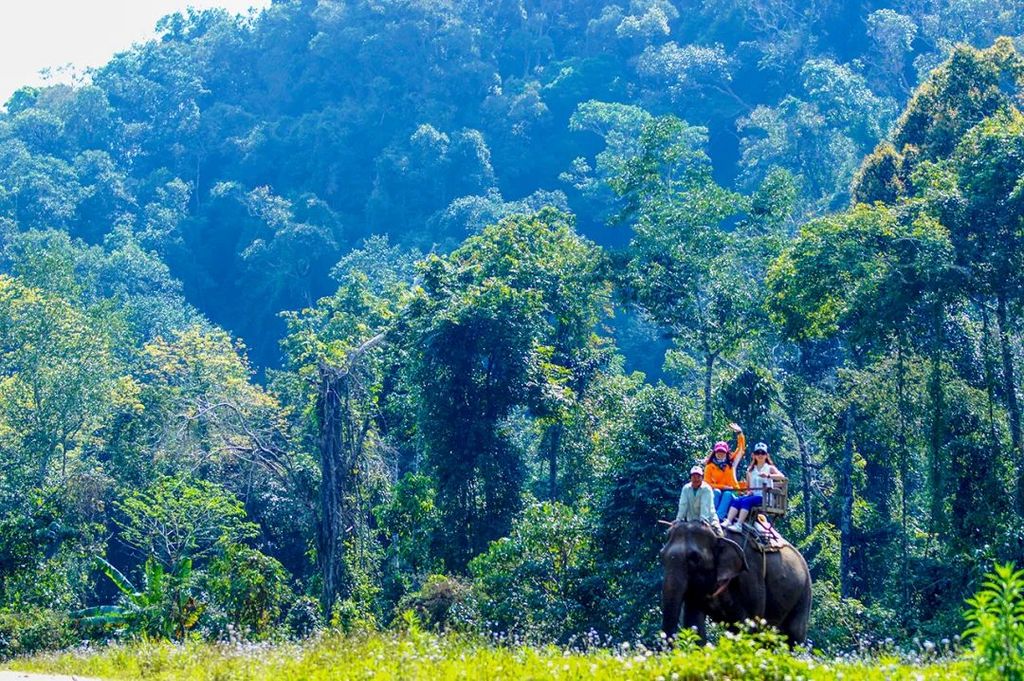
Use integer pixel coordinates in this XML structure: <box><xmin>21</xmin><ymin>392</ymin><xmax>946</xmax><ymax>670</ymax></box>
<box><xmin>690</xmin><ymin>465</ymin><xmax>704</xmax><ymax>476</ymax></box>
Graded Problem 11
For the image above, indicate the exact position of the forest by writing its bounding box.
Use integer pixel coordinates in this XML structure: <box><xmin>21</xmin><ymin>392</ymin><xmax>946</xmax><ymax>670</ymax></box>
<box><xmin>3</xmin><ymin>0</ymin><xmax>1024</xmax><ymax>677</ymax></box>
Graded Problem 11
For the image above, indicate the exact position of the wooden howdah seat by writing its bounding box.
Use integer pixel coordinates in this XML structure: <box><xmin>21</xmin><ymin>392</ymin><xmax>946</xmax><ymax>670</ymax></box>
<box><xmin>756</xmin><ymin>479</ymin><xmax>789</xmax><ymax>518</ymax></box>
<box><xmin>742</xmin><ymin>480</ymin><xmax>790</xmax><ymax>550</ymax></box>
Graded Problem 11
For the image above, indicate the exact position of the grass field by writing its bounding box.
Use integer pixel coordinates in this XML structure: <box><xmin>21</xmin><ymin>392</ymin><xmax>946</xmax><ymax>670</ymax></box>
<box><xmin>3</xmin><ymin>630</ymin><xmax>970</xmax><ymax>680</ymax></box>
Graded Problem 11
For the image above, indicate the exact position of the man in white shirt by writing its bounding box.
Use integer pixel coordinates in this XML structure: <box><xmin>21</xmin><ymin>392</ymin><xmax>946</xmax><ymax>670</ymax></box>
<box><xmin>673</xmin><ymin>465</ymin><xmax>720</xmax><ymax>532</ymax></box>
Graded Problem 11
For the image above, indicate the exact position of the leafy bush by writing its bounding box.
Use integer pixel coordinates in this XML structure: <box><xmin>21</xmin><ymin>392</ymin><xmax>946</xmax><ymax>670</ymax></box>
<box><xmin>470</xmin><ymin>500</ymin><xmax>596</xmax><ymax>644</ymax></box>
<box><xmin>284</xmin><ymin>596</ymin><xmax>323</xmax><ymax>639</ymax></box>
<box><xmin>374</xmin><ymin>472</ymin><xmax>441</xmax><ymax>602</ymax></box>
<box><xmin>0</xmin><ymin>608</ymin><xmax>75</xmax><ymax>660</ymax></box>
<box><xmin>330</xmin><ymin>557</ymin><xmax>383</xmax><ymax>633</ymax></box>
<box><xmin>964</xmin><ymin>562</ymin><xmax>1024</xmax><ymax>680</ymax></box>
<box><xmin>808</xmin><ymin>580</ymin><xmax>900</xmax><ymax>654</ymax></box>
<box><xmin>395</xmin><ymin>574</ymin><xmax>479</xmax><ymax>633</ymax></box>
<box><xmin>204</xmin><ymin>544</ymin><xmax>293</xmax><ymax>639</ymax></box>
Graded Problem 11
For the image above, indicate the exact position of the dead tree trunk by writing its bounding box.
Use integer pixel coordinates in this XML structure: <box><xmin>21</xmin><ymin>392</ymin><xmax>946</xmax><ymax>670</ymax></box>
<box><xmin>317</xmin><ymin>366</ymin><xmax>348</xmax><ymax>616</ymax></box>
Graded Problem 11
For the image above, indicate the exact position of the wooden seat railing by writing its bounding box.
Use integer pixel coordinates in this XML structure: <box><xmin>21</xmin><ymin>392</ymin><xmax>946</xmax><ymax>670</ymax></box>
<box><xmin>756</xmin><ymin>479</ymin><xmax>788</xmax><ymax>518</ymax></box>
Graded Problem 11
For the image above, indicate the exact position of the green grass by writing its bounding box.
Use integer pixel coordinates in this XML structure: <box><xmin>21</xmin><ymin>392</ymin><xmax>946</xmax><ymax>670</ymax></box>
<box><xmin>5</xmin><ymin>630</ymin><xmax>970</xmax><ymax>680</ymax></box>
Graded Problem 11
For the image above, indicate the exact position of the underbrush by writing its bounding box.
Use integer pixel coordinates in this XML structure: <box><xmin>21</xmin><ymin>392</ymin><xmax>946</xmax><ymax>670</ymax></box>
<box><xmin>6</xmin><ymin>628</ymin><xmax>968</xmax><ymax>680</ymax></box>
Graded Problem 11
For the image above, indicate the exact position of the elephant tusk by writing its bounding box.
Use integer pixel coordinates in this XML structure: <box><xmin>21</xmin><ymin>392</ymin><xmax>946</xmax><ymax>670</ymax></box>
<box><xmin>711</xmin><ymin>580</ymin><xmax>731</xmax><ymax>599</ymax></box>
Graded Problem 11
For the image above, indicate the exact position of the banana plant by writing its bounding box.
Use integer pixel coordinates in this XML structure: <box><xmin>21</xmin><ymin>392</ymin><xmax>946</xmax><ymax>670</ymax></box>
<box><xmin>76</xmin><ymin>556</ymin><xmax>203</xmax><ymax>639</ymax></box>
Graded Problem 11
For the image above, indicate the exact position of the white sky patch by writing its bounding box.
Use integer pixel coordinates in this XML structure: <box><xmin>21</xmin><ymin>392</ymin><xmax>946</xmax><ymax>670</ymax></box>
<box><xmin>0</xmin><ymin>1</ymin><xmax>271</xmax><ymax>105</ymax></box>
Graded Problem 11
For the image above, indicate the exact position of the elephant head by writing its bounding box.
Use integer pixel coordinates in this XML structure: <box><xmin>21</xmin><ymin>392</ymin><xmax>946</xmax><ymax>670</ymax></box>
<box><xmin>661</xmin><ymin>521</ymin><xmax>747</xmax><ymax>639</ymax></box>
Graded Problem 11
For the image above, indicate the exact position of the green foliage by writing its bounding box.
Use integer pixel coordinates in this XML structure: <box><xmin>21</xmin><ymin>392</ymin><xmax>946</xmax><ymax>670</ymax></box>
<box><xmin>767</xmin><ymin>203</ymin><xmax>952</xmax><ymax>345</ymax></box>
<box><xmin>6</xmin><ymin>631</ymin><xmax>968</xmax><ymax>680</ymax></box>
<box><xmin>808</xmin><ymin>580</ymin><xmax>900</xmax><ymax>653</ymax></box>
<box><xmin>115</xmin><ymin>476</ymin><xmax>258</xmax><ymax>568</ymax></box>
<box><xmin>470</xmin><ymin>500</ymin><xmax>596</xmax><ymax>644</ymax></box>
<box><xmin>964</xmin><ymin>563</ymin><xmax>1024</xmax><ymax>680</ymax></box>
<box><xmin>894</xmin><ymin>38</ymin><xmax>1024</xmax><ymax>161</ymax></box>
<box><xmin>409</xmin><ymin>208</ymin><xmax>610</xmax><ymax>570</ymax></box>
<box><xmin>204</xmin><ymin>544</ymin><xmax>293</xmax><ymax>639</ymax></box>
<box><xmin>283</xmin><ymin>596</ymin><xmax>323</xmax><ymax>639</ymax></box>
<box><xmin>330</xmin><ymin>559</ymin><xmax>383</xmax><ymax>634</ymax></box>
<box><xmin>395</xmin><ymin>575</ymin><xmax>479</xmax><ymax>633</ymax></box>
<box><xmin>375</xmin><ymin>473</ymin><xmax>441</xmax><ymax>599</ymax></box>
<box><xmin>0</xmin><ymin>608</ymin><xmax>75</xmax><ymax>660</ymax></box>
<box><xmin>78</xmin><ymin>556</ymin><xmax>201</xmax><ymax>640</ymax></box>
<box><xmin>739</xmin><ymin>59</ymin><xmax>897</xmax><ymax>213</ymax></box>
<box><xmin>597</xmin><ymin>384</ymin><xmax>703</xmax><ymax>639</ymax></box>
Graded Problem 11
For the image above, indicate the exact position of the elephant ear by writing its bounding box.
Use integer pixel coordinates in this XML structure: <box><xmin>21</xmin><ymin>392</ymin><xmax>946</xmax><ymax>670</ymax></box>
<box><xmin>715</xmin><ymin>536</ymin><xmax>748</xmax><ymax>585</ymax></box>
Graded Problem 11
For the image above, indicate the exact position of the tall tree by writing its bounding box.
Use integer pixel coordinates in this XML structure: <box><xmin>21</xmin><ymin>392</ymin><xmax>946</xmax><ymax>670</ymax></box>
<box><xmin>409</xmin><ymin>208</ymin><xmax>609</xmax><ymax>569</ymax></box>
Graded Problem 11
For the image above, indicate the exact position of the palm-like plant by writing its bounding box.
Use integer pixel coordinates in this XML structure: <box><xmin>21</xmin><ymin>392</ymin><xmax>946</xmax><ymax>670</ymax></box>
<box><xmin>76</xmin><ymin>556</ymin><xmax>202</xmax><ymax>639</ymax></box>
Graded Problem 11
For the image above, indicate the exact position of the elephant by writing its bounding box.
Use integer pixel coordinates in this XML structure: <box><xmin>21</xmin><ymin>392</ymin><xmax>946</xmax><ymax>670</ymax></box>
<box><xmin>660</xmin><ymin>521</ymin><xmax>812</xmax><ymax>646</ymax></box>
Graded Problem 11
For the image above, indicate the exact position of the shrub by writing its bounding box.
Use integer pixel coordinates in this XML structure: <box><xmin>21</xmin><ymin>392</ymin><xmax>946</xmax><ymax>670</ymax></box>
<box><xmin>0</xmin><ymin>608</ymin><xmax>75</xmax><ymax>659</ymax></box>
<box><xmin>285</xmin><ymin>596</ymin><xmax>323</xmax><ymax>639</ymax></box>
<box><xmin>396</xmin><ymin>574</ymin><xmax>479</xmax><ymax>633</ymax></box>
<box><xmin>204</xmin><ymin>544</ymin><xmax>293</xmax><ymax>639</ymax></box>
<box><xmin>964</xmin><ymin>562</ymin><xmax>1024</xmax><ymax>680</ymax></box>
<box><xmin>470</xmin><ymin>500</ymin><xmax>596</xmax><ymax>644</ymax></box>
<box><xmin>808</xmin><ymin>580</ymin><xmax>900</xmax><ymax>653</ymax></box>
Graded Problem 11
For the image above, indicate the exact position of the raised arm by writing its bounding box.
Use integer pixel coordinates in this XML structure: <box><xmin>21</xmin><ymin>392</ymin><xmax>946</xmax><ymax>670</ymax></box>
<box><xmin>730</xmin><ymin>424</ymin><xmax>746</xmax><ymax>466</ymax></box>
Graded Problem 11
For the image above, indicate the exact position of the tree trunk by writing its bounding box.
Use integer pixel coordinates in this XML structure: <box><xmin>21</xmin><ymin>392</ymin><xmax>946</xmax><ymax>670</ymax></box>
<box><xmin>547</xmin><ymin>423</ymin><xmax>562</xmax><ymax>502</ymax></box>
<box><xmin>839</xmin><ymin>403</ymin><xmax>855</xmax><ymax>599</ymax></box>
<box><xmin>928</xmin><ymin>301</ymin><xmax>947</xmax><ymax>535</ymax></box>
<box><xmin>895</xmin><ymin>335</ymin><xmax>910</xmax><ymax>610</ymax></box>
<box><xmin>996</xmin><ymin>294</ymin><xmax>1024</xmax><ymax>511</ymax></box>
<box><xmin>316</xmin><ymin>367</ymin><xmax>348</xmax><ymax>617</ymax></box>
<box><xmin>794</xmin><ymin>416</ymin><xmax>814</xmax><ymax>537</ymax></box>
<box><xmin>703</xmin><ymin>352</ymin><xmax>715</xmax><ymax>430</ymax></box>
<box><xmin>979</xmin><ymin>300</ymin><xmax>1001</xmax><ymax>445</ymax></box>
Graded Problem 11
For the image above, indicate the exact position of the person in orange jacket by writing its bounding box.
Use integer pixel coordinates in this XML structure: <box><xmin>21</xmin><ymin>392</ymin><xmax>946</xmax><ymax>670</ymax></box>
<box><xmin>704</xmin><ymin>422</ymin><xmax>746</xmax><ymax>519</ymax></box>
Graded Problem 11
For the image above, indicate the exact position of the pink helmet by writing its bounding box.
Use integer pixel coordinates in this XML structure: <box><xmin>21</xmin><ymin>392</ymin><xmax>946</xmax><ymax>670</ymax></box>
<box><xmin>712</xmin><ymin>441</ymin><xmax>730</xmax><ymax>454</ymax></box>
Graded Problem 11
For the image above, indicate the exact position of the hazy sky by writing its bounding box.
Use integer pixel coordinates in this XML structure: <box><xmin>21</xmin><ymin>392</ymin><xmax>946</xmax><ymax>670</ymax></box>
<box><xmin>0</xmin><ymin>1</ymin><xmax>271</xmax><ymax>104</ymax></box>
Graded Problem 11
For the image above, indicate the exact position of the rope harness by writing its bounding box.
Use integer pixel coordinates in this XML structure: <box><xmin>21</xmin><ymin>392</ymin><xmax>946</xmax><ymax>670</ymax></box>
<box><xmin>712</xmin><ymin>524</ymin><xmax>777</xmax><ymax>600</ymax></box>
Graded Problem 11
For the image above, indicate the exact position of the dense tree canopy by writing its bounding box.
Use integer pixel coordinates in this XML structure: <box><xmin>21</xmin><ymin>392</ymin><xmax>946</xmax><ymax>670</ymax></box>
<box><xmin>3</xmin><ymin>0</ymin><xmax>1024</xmax><ymax>658</ymax></box>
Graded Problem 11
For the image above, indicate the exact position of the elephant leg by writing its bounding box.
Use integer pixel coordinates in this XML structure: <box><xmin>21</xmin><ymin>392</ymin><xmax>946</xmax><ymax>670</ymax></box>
<box><xmin>780</xmin><ymin>583</ymin><xmax>812</xmax><ymax>647</ymax></box>
<box><xmin>682</xmin><ymin>604</ymin><xmax>707</xmax><ymax>644</ymax></box>
<box><xmin>661</xmin><ymin>578</ymin><xmax>684</xmax><ymax>642</ymax></box>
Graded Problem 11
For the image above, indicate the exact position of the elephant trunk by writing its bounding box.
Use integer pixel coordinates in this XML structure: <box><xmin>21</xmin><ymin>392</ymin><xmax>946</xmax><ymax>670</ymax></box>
<box><xmin>661</xmin><ymin>571</ymin><xmax>686</xmax><ymax>640</ymax></box>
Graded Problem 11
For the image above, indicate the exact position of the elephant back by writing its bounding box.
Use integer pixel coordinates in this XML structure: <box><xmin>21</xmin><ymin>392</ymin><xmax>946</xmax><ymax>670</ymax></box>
<box><xmin>755</xmin><ymin>541</ymin><xmax>812</xmax><ymax>626</ymax></box>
